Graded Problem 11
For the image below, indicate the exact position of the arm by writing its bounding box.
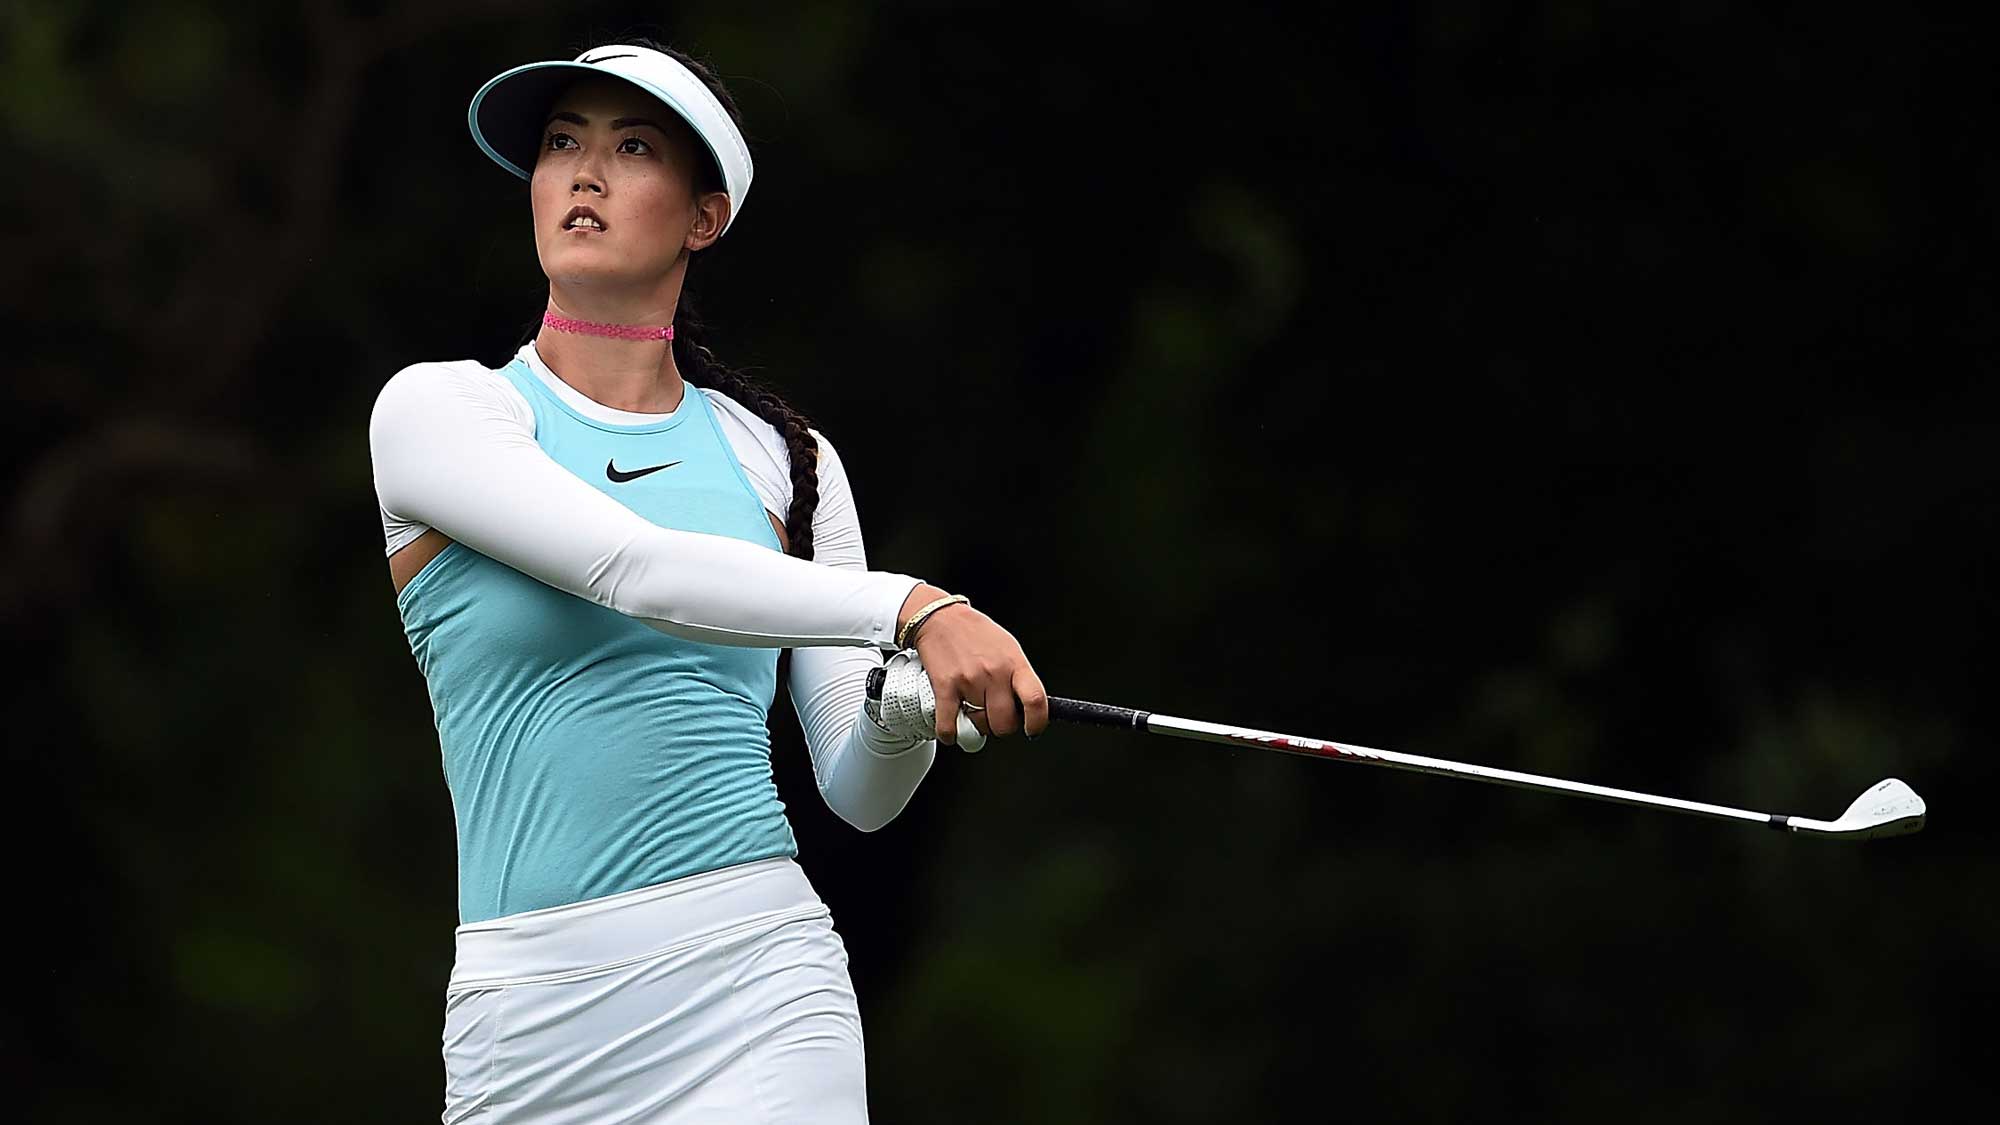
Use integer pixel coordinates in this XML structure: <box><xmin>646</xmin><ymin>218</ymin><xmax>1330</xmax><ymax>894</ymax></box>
<box><xmin>788</xmin><ymin>435</ymin><xmax>936</xmax><ymax>830</ymax></box>
<box><xmin>368</xmin><ymin>361</ymin><xmax>921</xmax><ymax>648</ymax></box>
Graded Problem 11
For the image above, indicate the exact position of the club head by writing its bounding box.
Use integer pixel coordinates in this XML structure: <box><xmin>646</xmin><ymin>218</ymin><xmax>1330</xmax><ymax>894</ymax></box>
<box><xmin>1790</xmin><ymin>777</ymin><xmax>1927</xmax><ymax>839</ymax></box>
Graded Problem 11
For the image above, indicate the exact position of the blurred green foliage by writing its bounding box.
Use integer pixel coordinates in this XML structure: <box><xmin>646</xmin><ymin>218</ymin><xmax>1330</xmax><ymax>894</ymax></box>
<box><xmin>5</xmin><ymin>1</ymin><xmax>1990</xmax><ymax>1121</ymax></box>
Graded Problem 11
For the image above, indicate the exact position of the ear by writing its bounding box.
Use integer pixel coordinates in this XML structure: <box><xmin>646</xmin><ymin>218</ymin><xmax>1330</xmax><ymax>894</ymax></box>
<box><xmin>686</xmin><ymin>191</ymin><xmax>732</xmax><ymax>252</ymax></box>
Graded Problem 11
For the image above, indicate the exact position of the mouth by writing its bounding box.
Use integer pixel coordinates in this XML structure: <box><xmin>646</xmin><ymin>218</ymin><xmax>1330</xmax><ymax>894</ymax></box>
<box><xmin>561</xmin><ymin>205</ymin><xmax>608</xmax><ymax>234</ymax></box>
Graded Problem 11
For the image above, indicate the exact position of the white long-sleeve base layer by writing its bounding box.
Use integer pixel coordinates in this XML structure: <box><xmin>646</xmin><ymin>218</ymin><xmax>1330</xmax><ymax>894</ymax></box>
<box><xmin>369</xmin><ymin>342</ymin><xmax>937</xmax><ymax>832</ymax></box>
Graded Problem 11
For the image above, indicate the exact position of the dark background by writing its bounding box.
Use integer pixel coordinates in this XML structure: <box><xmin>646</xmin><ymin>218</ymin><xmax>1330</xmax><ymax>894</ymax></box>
<box><xmin>7</xmin><ymin>1</ymin><xmax>1992</xmax><ymax>1120</ymax></box>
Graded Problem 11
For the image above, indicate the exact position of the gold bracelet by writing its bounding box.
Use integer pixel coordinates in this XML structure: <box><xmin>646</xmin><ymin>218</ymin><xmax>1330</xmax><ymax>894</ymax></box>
<box><xmin>897</xmin><ymin>594</ymin><xmax>971</xmax><ymax>649</ymax></box>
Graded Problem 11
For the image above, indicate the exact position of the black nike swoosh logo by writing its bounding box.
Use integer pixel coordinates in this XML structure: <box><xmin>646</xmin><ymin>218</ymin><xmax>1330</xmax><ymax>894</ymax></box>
<box><xmin>606</xmin><ymin>459</ymin><xmax>681</xmax><ymax>483</ymax></box>
<box><xmin>580</xmin><ymin>52</ymin><xmax>637</xmax><ymax>65</ymax></box>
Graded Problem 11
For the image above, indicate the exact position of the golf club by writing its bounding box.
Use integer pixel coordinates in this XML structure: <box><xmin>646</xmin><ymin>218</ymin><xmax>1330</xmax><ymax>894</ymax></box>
<box><xmin>865</xmin><ymin>670</ymin><xmax>1927</xmax><ymax>840</ymax></box>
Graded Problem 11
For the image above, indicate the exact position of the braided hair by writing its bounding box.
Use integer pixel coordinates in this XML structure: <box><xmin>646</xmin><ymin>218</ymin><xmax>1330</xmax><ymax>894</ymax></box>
<box><xmin>519</xmin><ymin>43</ymin><xmax>820</xmax><ymax>556</ymax></box>
<box><xmin>670</xmin><ymin>298</ymin><xmax>820</xmax><ymax>561</ymax></box>
<box><xmin>647</xmin><ymin>44</ymin><xmax>822</xmax><ymax>561</ymax></box>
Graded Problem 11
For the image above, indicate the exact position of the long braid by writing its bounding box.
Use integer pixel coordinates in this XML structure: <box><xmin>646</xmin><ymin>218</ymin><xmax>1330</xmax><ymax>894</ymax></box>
<box><xmin>672</xmin><ymin>296</ymin><xmax>820</xmax><ymax>560</ymax></box>
<box><xmin>643</xmin><ymin>41</ymin><xmax>822</xmax><ymax>560</ymax></box>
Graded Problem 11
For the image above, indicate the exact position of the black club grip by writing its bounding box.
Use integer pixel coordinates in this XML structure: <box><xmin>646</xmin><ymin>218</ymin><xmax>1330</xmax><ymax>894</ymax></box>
<box><xmin>1049</xmin><ymin>696</ymin><xmax>1149</xmax><ymax>730</ymax></box>
<box><xmin>870</xmin><ymin>669</ymin><xmax>1144</xmax><ymax>731</ymax></box>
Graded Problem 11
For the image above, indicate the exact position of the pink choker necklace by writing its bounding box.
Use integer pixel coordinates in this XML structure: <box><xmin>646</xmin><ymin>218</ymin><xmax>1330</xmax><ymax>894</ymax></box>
<box><xmin>542</xmin><ymin>310</ymin><xmax>674</xmax><ymax>341</ymax></box>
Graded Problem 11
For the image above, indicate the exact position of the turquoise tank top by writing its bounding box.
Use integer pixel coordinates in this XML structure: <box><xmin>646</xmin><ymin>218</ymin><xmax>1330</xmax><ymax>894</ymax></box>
<box><xmin>396</xmin><ymin>359</ymin><xmax>795</xmax><ymax>923</ymax></box>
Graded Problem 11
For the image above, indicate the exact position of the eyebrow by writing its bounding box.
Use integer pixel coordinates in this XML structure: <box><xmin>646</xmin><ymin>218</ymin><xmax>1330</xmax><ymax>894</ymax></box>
<box><xmin>545</xmin><ymin>111</ymin><xmax>673</xmax><ymax>135</ymax></box>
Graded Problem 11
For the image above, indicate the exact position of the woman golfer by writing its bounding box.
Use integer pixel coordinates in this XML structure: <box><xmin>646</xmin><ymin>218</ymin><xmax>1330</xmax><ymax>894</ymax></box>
<box><xmin>368</xmin><ymin>40</ymin><xmax>1047</xmax><ymax>1122</ymax></box>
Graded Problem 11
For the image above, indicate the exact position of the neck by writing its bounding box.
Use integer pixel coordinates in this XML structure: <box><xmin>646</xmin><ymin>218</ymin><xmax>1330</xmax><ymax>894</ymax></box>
<box><xmin>533</xmin><ymin>290</ymin><xmax>687</xmax><ymax>414</ymax></box>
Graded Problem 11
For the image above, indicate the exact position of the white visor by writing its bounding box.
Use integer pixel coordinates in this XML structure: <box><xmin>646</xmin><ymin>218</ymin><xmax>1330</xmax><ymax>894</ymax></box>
<box><xmin>468</xmin><ymin>44</ymin><xmax>753</xmax><ymax>237</ymax></box>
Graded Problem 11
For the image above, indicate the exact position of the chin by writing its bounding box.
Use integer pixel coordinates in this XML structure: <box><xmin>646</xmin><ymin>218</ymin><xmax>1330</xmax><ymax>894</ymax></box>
<box><xmin>544</xmin><ymin>252</ymin><xmax>674</xmax><ymax>288</ymax></box>
<box><xmin>541</xmin><ymin>248</ymin><xmax>624</xmax><ymax>281</ymax></box>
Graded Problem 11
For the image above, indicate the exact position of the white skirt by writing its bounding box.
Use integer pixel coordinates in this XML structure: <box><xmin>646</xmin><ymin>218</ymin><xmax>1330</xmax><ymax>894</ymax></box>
<box><xmin>442</xmin><ymin>857</ymin><xmax>868</xmax><ymax>1123</ymax></box>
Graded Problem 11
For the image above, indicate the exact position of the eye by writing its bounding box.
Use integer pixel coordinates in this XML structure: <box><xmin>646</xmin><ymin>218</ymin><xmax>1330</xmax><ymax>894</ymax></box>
<box><xmin>617</xmin><ymin>136</ymin><xmax>652</xmax><ymax>155</ymax></box>
<box><xmin>545</xmin><ymin>131</ymin><xmax>577</xmax><ymax>151</ymax></box>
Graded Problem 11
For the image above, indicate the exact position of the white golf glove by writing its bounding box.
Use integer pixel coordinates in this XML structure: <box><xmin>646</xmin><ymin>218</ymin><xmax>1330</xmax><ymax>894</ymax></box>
<box><xmin>865</xmin><ymin>648</ymin><xmax>987</xmax><ymax>753</ymax></box>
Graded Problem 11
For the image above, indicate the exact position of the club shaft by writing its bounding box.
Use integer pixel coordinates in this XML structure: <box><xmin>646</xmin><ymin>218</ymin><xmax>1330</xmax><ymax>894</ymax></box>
<box><xmin>1047</xmin><ymin>696</ymin><xmax>1781</xmax><ymax>829</ymax></box>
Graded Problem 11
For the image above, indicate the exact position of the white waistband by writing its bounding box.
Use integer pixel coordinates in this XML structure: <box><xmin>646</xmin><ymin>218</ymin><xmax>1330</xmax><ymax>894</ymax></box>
<box><xmin>448</xmin><ymin>857</ymin><xmax>825</xmax><ymax>990</ymax></box>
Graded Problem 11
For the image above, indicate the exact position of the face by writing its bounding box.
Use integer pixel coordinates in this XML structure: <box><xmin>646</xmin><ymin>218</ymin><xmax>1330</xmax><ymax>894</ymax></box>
<box><xmin>530</xmin><ymin>75</ymin><xmax>731</xmax><ymax>294</ymax></box>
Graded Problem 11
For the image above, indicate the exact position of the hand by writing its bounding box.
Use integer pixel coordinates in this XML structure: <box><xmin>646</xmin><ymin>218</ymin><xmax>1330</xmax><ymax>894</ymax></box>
<box><xmin>897</xmin><ymin>585</ymin><xmax>1049</xmax><ymax>745</ymax></box>
<box><xmin>867</xmin><ymin>648</ymin><xmax>990</xmax><ymax>752</ymax></box>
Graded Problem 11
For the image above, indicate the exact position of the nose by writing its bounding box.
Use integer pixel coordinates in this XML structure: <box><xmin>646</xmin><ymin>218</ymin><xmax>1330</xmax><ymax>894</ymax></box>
<box><xmin>571</xmin><ymin>152</ymin><xmax>605</xmax><ymax>195</ymax></box>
